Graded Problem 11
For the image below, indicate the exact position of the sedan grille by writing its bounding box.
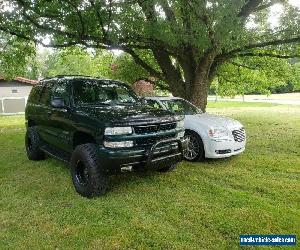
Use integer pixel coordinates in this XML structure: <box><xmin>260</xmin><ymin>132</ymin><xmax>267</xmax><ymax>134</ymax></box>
<box><xmin>232</xmin><ymin>128</ymin><xmax>246</xmax><ymax>142</ymax></box>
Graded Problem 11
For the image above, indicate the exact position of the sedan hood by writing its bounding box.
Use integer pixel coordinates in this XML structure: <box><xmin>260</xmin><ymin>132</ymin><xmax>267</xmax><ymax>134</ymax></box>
<box><xmin>76</xmin><ymin>104</ymin><xmax>179</xmax><ymax>125</ymax></box>
<box><xmin>187</xmin><ymin>113</ymin><xmax>243</xmax><ymax>130</ymax></box>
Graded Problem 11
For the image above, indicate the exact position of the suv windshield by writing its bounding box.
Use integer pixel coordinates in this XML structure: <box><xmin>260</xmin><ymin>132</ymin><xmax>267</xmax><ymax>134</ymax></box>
<box><xmin>73</xmin><ymin>79</ymin><xmax>139</xmax><ymax>106</ymax></box>
<box><xmin>161</xmin><ymin>99</ymin><xmax>201</xmax><ymax>115</ymax></box>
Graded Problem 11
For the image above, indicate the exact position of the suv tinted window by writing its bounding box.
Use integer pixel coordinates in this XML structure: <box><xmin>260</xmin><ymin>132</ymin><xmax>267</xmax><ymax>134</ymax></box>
<box><xmin>73</xmin><ymin>80</ymin><xmax>138</xmax><ymax>105</ymax></box>
<box><xmin>52</xmin><ymin>81</ymin><xmax>69</xmax><ymax>106</ymax></box>
<box><xmin>40</xmin><ymin>81</ymin><xmax>53</xmax><ymax>106</ymax></box>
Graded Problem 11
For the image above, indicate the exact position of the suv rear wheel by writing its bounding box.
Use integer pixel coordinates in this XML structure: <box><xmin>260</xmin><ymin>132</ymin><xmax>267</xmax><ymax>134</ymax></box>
<box><xmin>70</xmin><ymin>144</ymin><xmax>108</xmax><ymax>198</ymax></box>
<box><xmin>25</xmin><ymin>127</ymin><xmax>45</xmax><ymax>161</ymax></box>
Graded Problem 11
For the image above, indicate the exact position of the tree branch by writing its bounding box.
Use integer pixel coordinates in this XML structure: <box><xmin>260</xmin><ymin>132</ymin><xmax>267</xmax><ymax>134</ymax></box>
<box><xmin>224</xmin><ymin>36</ymin><xmax>300</xmax><ymax>56</ymax></box>
<box><xmin>123</xmin><ymin>48</ymin><xmax>163</xmax><ymax>79</ymax></box>
<box><xmin>237</xmin><ymin>52</ymin><xmax>300</xmax><ymax>58</ymax></box>
<box><xmin>238</xmin><ymin>0</ymin><xmax>264</xmax><ymax>17</ymax></box>
<box><xmin>229</xmin><ymin>61</ymin><xmax>258</xmax><ymax>70</ymax></box>
<box><xmin>65</xmin><ymin>0</ymin><xmax>85</xmax><ymax>36</ymax></box>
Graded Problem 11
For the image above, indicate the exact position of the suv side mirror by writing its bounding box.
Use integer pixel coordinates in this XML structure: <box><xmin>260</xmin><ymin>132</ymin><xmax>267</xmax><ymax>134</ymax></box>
<box><xmin>51</xmin><ymin>97</ymin><xmax>65</xmax><ymax>109</ymax></box>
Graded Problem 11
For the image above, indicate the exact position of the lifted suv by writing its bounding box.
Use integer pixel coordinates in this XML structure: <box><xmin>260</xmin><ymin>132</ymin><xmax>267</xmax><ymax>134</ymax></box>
<box><xmin>25</xmin><ymin>76</ymin><xmax>186</xmax><ymax>197</ymax></box>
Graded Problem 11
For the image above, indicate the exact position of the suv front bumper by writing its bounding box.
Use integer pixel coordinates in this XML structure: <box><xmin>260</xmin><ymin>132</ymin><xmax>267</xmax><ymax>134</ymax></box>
<box><xmin>97</xmin><ymin>138</ymin><xmax>188</xmax><ymax>173</ymax></box>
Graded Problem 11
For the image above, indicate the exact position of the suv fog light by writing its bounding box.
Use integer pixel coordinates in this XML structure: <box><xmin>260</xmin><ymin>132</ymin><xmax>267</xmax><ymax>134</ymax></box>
<box><xmin>104</xmin><ymin>141</ymin><xmax>134</xmax><ymax>148</ymax></box>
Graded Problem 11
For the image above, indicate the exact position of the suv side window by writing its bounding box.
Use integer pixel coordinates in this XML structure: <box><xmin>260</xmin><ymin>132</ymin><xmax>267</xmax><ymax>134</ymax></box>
<box><xmin>39</xmin><ymin>81</ymin><xmax>53</xmax><ymax>106</ymax></box>
<box><xmin>52</xmin><ymin>81</ymin><xmax>69</xmax><ymax>106</ymax></box>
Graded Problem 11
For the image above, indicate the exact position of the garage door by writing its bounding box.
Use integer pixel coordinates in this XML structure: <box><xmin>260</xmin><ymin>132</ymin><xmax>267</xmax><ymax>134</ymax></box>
<box><xmin>3</xmin><ymin>98</ymin><xmax>26</xmax><ymax>114</ymax></box>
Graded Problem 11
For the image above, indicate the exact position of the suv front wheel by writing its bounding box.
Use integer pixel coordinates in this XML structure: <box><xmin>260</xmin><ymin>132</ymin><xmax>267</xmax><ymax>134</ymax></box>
<box><xmin>70</xmin><ymin>144</ymin><xmax>108</xmax><ymax>198</ymax></box>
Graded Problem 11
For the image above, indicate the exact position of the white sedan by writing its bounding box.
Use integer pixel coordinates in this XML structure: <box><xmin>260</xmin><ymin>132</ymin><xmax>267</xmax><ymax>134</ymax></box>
<box><xmin>145</xmin><ymin>97</ymin><xmax>246</xmax><ymax>161</ymax></box>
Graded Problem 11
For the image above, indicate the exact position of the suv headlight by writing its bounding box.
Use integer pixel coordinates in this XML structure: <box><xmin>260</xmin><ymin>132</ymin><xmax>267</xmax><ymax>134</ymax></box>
<box><xmin>105</xmin><ymin>127</ymin><xmax>132</xmax><ymax>135</ymax></box>
<box><xmin>177</xmin><ymin>120</ymin><xmax>185</xmax><ymax>129</ymax></box>
<box><xmin>208</xmin><ymin>127</ymin><xmax>229</xmax><ymax>139</ymax></box>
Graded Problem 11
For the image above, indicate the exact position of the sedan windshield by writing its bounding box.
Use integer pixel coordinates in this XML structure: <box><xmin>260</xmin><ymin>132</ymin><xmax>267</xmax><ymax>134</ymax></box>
<box><xmin>161</xmin><ymin>99</ymin><xmax>201</xmax><ymax>115</ymax></box>
<box><xmin>73</xmin><ymin>79</ymin><xmax>139</xmax><ymax>106</ymax></box>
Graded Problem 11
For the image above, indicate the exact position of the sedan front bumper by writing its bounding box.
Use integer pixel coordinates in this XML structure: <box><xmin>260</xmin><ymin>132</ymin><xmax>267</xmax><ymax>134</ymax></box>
<box><xmin>204</xmin><ymin>138</ymin><xmax>246</xmax><ymax>158</ymax></box>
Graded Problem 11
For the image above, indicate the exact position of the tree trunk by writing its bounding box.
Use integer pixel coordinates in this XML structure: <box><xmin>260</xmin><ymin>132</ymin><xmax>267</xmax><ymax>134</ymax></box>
<box><xmin>190</xmin><ymin>77</ymin><xmax>210</xmax><ymax>112</ymax></box>
<box><xmin>150</xmin><ymin>48</ymin><xmax>218</xmax><ymax>112</ymax></box>
<box><xmin>187</xmin><ymin>52</ymin><xmax>217</xmax><ymax>112</ymax></box>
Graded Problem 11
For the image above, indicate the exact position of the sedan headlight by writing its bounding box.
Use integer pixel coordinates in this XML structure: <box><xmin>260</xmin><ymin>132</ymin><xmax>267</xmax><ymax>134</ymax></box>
<box><xmin>208</xmin><ymin>127</ymin><xmax>229</xmax><ymax>139</ymax></box>
<box><xmin>177</xmin><ymin>120</ymin><xmax>185</xmax><ymax>129</ymax></box>
<box><xmin>104</xmin><ymin>141</ymin><xmax>134</xmax><ymax>148</ymax></box>
<box><xmin>105</xmin><ymin>127</ymin><xmax>132</xmax><ymax>135</ymax></box>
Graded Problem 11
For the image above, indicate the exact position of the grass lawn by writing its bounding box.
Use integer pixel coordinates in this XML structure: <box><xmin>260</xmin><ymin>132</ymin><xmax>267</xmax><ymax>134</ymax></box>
<box><xmin>0</xmin><ymin>102</ymin><xmax>299</xmax><ymax>249</ymax></box>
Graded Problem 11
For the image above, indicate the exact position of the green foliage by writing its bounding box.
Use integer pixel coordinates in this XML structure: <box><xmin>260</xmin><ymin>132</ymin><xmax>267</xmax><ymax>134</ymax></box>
<box><xmin>37</xmin><ymin>47</ymin><xmax>150</xmax><ymax>84</ymax></box>
<box><xmin>0</xmin><ymin>32</ymin><xmax>35</xmax><ymax>79</ymax></box>
<box><xmin>292</xmin><ymin>62</ymin><xmax>300</xmax><ymax>91</ymax></box>
<box><xmin>108</xmin><ymin>52</ymin><xmax>149</xmax><ymax>83</ymax></box>
<box><xmin>211</xmin><ymin>56</ymin><xmax>294</xmax><ymax>97</ymax></box>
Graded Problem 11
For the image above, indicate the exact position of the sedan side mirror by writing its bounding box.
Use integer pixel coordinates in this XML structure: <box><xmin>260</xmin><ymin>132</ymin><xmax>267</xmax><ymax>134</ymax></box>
<box><xmin>51</xmin><ymin>97</ymin><xmax>65</xmax><ymax>109</ymax></box>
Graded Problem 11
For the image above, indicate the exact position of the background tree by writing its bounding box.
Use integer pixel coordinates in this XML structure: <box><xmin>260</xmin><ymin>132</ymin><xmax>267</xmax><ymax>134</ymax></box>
<box><xmin>211</xmin><ymin>56</ymin><xmax>294</xmax><ymax>97</ymax></box>
<box><xmin>0</xmin><ymin>0</ymin><xmax>299</xmax><ymax>110</ymax></box>
<box><xmin>0</xmin><ymin>32</ymin><xmax>35</xmax><ymax>79</ymax></box>
<box><xmin>36</xmin><ymin>46</ymin><xmax>150</xmax><ymax>83</ymax></box>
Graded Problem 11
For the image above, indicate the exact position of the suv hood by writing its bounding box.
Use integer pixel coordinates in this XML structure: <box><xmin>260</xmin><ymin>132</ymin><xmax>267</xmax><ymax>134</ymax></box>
<box><xmin>187</xmin><ymin>113</ymin><xmax>243</xmax><ymax>130</ymax></box>
<box><xmin>76</xmin><ymin>105</ymin><xmax>179</xmax><ymax>125</ymax></box>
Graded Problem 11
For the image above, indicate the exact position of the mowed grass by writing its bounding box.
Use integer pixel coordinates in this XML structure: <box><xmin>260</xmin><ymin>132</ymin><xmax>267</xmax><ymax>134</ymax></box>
<box><xmin>0</xmin><ymin>102</ymin><xmax>299</xmax><ymax>249</ymax></box>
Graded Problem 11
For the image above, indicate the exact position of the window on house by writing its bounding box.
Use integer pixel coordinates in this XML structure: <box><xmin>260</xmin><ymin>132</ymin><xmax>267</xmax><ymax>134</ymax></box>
<box><xmin>11</xmin><ymin>89</ymin><xmax>18</xmax><ymax>94</ymax></box>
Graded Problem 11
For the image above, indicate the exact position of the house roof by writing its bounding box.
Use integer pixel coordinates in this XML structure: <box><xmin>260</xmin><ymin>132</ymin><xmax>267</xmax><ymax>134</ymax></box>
<box><xmin>0</xmin><ymin>77</ymin><xmax>38</xmax><ymax>85</ymax></box>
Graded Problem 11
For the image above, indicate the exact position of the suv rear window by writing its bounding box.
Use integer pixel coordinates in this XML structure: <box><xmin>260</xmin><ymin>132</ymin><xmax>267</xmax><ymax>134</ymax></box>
<box><xmin>52</xmin><ymin>81</ymin><xmax>69</xmax><ymax>106</ymax></box>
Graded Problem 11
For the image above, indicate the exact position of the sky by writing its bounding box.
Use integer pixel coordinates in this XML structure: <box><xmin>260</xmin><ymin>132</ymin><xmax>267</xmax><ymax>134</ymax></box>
<box><xmin>269</xmin><ymin>0</ymin><xmax>300</xmax><ymax>27</ymax></box>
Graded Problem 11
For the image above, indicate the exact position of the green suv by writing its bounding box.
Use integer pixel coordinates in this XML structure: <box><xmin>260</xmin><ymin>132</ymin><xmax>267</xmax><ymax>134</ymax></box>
<box><xmin>25</xmin><ymin>76</ymin><xmax>186</xmax><ymax>197</ymax></box>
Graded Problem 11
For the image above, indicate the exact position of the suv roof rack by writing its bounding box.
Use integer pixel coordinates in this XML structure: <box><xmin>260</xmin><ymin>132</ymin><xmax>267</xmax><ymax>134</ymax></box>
<box><xmin>40</xmin><ymin>75</ymin><xmax>103</xmax><ymax>81</ymax></box>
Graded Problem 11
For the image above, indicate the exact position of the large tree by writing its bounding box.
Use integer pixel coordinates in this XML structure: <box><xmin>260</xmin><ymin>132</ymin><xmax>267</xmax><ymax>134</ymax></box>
<box><xmin>0</xmin><ymin>31</ymin><xmax>35</xmax><ymax>79</ymax></box>
<box><xmin>0</xmin><ymin>0</ymin><xmax>299</xmax><ymax>110</ymax></box>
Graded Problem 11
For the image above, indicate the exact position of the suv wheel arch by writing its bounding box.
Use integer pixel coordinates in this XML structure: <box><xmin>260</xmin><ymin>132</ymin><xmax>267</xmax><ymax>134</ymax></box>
<box><xmin>73</xmin><ymin>131</ymin><xmax>96</xmax><ymax>149</ymax></box>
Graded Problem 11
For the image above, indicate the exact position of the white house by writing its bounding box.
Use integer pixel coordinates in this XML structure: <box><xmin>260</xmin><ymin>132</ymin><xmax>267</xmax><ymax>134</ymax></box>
<box><xmin>0</xmin><ymin>77</ymin><xmax>37</xmax><ymax>115</ymax></box>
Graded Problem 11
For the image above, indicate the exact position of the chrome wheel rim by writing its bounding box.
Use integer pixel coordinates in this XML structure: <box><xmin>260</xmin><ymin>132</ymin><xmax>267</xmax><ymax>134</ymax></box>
<box><xmin>184</xmin><ymin>134</ymin><xmax>200</xmax><ymax>160</ymax></box>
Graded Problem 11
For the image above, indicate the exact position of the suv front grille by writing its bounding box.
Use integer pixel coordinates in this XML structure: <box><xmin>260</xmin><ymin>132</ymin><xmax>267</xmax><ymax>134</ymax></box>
<box><xmin>232</xmin><ymin>128</ymin><xmax>245</xmax><ymax>142</ymax></box>
<box><xmin>135</xmin><ymin>134</ymin><xmax>175</xmax><ymax>146</ymax></box>
<box><xmin>134</xmin><ymin>123</ymin><xmax>176</xmax><ymax>134</ymax></box>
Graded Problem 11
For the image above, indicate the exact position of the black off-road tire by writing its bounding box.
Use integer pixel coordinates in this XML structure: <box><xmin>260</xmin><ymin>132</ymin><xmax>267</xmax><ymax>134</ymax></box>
<box><xmin>25</xmin><ymin>127</ymin><xmax>45</xmax><ymax>161</ymax></box>
<box><xmin>184</xmin><ymin>130</ymin><xmax>205</xmax><ymax>162</ymax></box>
<box><xmin>156</xmin><ymin>163</ymin><xmax>178</xmax><ymax>173</ymax></box>
<box><xmin>70</xmin><ymin>143</ymin><xmax>109</xmax><ymax>198</ymax></box>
